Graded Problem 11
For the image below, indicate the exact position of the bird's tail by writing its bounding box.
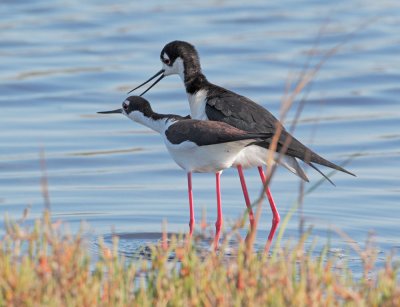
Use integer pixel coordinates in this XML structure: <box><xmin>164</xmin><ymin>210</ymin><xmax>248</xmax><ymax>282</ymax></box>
<box><xmin>283</xmin><ymin>133</ymin><xmax>356</xmax><ymax>177</ymax></box>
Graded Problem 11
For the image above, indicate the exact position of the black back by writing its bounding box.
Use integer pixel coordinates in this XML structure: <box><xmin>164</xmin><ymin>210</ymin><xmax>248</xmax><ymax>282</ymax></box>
<box><xmin>196</xmin><ymin>81</ymin><xmax>355</xmax><ymax>176</ymax></box>
<box><xmin>165</xmin><ymin>119</ymin><xmax>272</xmax><ymax>146</ymax></box>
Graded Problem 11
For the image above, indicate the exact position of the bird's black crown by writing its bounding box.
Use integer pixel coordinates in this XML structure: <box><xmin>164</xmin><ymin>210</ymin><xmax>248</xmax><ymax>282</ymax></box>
<box><xmin>123</xmin><ymin>96</ymin><xmax>153</xmax><ymax>115</ymax></box>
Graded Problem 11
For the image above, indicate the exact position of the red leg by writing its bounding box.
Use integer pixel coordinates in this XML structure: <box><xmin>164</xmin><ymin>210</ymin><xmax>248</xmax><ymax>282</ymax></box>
<box><xmin>214</xmin><ymin>171</ymin><xmax>223</xmax><ymax>250</ymax></box>
<box><xmin>187</xmin><ymin>172</ymin><xmax>195</xmax><ymax>237</ymax></box>
<box><xmin>258</xmin><ymin>166</ymin><xmax>280</xmax><ymax>252</ymax></box>
<box><xmin>237</xmin><ymin>165</ymin><xmax>255</xmax><ymax>228</ymax></box>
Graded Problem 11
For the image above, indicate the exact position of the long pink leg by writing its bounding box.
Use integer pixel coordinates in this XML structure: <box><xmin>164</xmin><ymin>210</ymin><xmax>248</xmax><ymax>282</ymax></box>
<box><xmin>213</xmin><ymin>171</ymin><xmax>223</xmax><ymax>250</ymax></box>
<box><xmin>187</xmin><ymin>172</ymin><xmax>195</xmax><ymax>237</ymax></box>
<box><xmin>258</xmin><ymin>166</ymin><xmax>280</xmax><ymax>252</ymax></box>
<box><xmin>237</xmin><ymin>165</ymin><xmax>255</xmax><ymax>229</ymax></box>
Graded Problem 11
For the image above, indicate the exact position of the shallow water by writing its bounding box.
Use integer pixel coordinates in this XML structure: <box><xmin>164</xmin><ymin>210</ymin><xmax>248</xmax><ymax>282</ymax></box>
<box><xmin>1</xmin><ymin>0</ymin><xmax>399</xmax><ymax>271</ymax></box>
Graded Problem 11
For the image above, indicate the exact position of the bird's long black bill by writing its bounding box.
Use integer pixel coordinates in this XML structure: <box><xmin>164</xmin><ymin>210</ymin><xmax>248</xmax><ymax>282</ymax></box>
<box><xmin>127</xmin><ymin>69</ymin><xmax>164</xmax><ymax>94</ymax></box>
<box><xmin>97</xmin><ymin>108</ymin><xmax>123</xmax><ymax>114</ymax></box>
<box><xmin>139</xmin><ymin>74</ymin><xmax>165</xmax><ymax>96</ymax></box>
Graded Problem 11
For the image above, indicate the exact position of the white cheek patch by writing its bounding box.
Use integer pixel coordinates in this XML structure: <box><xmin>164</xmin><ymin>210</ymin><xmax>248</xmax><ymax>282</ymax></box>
<box><xmin>122</xmin><ymin>100</ymin><xmax>129</xmax><ymax>114</ymax></box>
<box><xmin>162</xmin><ymin>56</ymin><xmax>184</xmax><ymax>80</ymax></box>
<box><xmin>163</xmin><ymin>53</ymin><xmax>170</xmax><ymax>61</ymax></box>
<box><xmin>162</xmin><ymin>63</ymin><xmax>169</xmax><ymax>73</ymax></box>
<box><xmin>129</xmin><ymin>110</ymin><xmax>141</xmax><ymax>121</ymax></box>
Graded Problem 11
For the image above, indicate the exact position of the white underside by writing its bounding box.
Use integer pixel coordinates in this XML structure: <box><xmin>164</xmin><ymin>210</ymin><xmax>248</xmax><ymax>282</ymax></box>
<box><xmin>165</xmin><ymin>140</ymin><xmax>253</xmax><ymax>173</ymax></box>
<box><xmin>233</xmin><ymin>145</ymin><xmax>307</xmax><ymax>181</ymax></box>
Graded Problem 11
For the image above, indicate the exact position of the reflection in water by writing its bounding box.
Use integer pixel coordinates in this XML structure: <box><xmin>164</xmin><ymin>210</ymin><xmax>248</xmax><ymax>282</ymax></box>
<box><xmin>68</xmin><ymin>147</ymin><xmax>143</xmax><ymax>156</ymax></box>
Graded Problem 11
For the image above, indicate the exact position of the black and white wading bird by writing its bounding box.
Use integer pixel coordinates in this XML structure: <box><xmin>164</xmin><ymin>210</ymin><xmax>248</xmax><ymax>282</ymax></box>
<box><xmin>98</xmin><ymin>96</ymin><xmax>274</xmax><ymax>248</ymax></box>
<box><xmin>128</xmin><ymin>40</ymin><xmax>356</xmax><ymax>251</ymax></box>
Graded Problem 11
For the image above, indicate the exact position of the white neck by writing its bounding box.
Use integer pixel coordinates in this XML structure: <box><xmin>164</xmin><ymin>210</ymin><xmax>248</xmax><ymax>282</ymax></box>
<box><xmin>175</xmin><ymin>57</ymin><xmax>185</xmax><ymax>81</ymax></box>
<box><xmin>127</xmin><ymin>111</ymin><xmax>167</xmax><ymax>134</ymax></box>
<box><xmin>187</xmin><ymin>89</ymin><xmax>208</xmax><ymax>120</ymax></box>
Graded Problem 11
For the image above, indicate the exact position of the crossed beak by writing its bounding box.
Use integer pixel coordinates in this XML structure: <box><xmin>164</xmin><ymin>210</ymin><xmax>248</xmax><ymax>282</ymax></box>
<box><xmin>97</xmin><ymin>108</ymin><xmax>123</xmax><ymax>114</ymax></box>
<box><xmin>127</xmin><ymin>69</ymin><xmax>165</xmax><ymax>96</ymax></box>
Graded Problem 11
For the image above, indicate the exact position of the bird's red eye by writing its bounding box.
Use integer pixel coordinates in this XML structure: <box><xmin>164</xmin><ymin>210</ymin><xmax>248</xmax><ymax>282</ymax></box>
<box><xmin>163</xmin><ymin>58</ymin><xmax>170</xmax><ymax>65</ymax></box>
<box><xmin>123</xmin><ymin>102</ymin><xmax>128</xmax><ymax>110</ymax></box>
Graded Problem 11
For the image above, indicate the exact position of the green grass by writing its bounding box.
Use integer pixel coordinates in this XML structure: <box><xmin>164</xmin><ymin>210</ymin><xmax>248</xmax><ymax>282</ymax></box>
<box><xmin>0</xmin><ymin>210</ymin><xmax>399</xmax><ymax>306</ymax></box>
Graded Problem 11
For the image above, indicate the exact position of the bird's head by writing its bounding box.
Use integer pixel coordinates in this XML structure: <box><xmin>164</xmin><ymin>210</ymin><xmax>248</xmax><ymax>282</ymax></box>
<box><xmin>128</xmin><ymin>40</ymin><xmax>201</xmax><ymax>96</ymax></box>
<box><xmin>160</xmin><ymin>40</ymin><xmax>200</xmax><ymax>78</ymax></box>
<box><xmin>97</xmin><ymin>96</ymin><xmax>153</xmax><ymax>122</ymax></box>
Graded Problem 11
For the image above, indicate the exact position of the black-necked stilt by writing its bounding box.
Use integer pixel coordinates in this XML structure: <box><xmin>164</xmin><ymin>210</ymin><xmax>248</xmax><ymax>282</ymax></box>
<box><xmin>128</xmin><ymin>40</ymin><xmax>356</xmax><ymax>251</ymax></box>
<box><xmin>98</xmin><ymin>96</ymin><xmax>273</xmax><ymax>248</ymax></box>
